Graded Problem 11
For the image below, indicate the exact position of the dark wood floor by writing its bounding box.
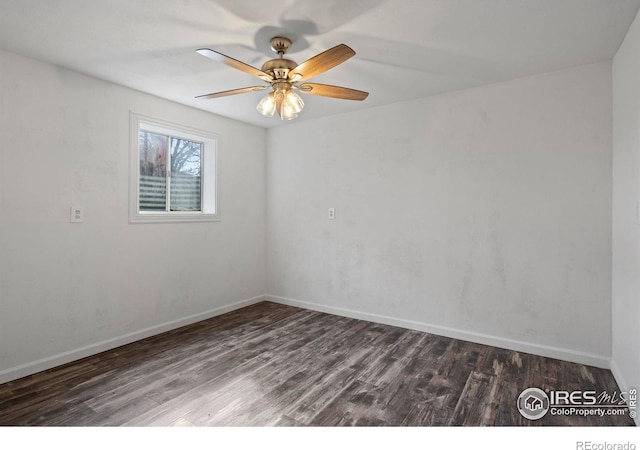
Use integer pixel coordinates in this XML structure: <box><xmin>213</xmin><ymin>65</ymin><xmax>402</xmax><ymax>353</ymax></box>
<box><xmin>0</xmin><ymin>302</ymin><xmax>633</xmax><ymax>426</ymax></box>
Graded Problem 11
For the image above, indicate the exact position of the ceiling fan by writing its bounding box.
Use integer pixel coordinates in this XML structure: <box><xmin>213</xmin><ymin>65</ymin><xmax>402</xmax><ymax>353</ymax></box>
<box><xmin>195</xmin><ymin>36</ymin><xmax>369</xmax><ymax>120</ymax></box>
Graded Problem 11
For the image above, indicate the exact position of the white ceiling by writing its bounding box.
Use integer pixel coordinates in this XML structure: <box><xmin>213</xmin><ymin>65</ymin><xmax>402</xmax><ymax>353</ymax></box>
<box><xmin>0</xmin><ymin>0</ymin><xmax>638</xmax><ymax>128</ymax></box>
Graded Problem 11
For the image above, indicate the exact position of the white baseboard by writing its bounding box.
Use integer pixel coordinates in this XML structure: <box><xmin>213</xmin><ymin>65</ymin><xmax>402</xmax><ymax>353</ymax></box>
<box><xmin>1</xmin><ymin>293</ymin><xmax>617</xmax><ymax>393</ymax></box>
<box><xmin>265</xmin><ymin>294</ymin><xmax>611</xmax><ymax>369</ymax></box>
<box><xmin>610</xmin><ymin>358</ymin><xmax>639</xmax><ymax>426</ymax></box>
<box><xmin>0</xmin><ymin>295</ymin><xmax>265</xmax><ymax>385</ymax></box>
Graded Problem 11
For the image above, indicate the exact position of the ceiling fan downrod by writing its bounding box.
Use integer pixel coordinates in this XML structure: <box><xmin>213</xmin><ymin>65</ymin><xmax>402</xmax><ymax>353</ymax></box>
<box><xmin>261</xmin><ymin>37</ymin><xmax>298</xmax><ymax>81</ymax></box>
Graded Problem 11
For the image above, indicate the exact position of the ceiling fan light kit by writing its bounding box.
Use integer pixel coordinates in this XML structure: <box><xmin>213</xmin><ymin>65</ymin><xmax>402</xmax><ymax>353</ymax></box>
<box><xmin>196</xmin><ymin>36</ymin><xmax>368</xmax><ymax>121</ymax></box>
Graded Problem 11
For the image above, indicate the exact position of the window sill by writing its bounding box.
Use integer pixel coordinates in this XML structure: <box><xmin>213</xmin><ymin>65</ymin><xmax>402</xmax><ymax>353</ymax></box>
<box><xmin>129</xmin><ymin>212</ymin><xmax>221</xmax><ymax>224</ymax></box>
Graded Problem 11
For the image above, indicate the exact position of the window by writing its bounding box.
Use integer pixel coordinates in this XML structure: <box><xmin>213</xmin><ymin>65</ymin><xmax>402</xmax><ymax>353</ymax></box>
<box><xmin>129</xmin><ymin>113</ymin><xmax>219</xmax><ymax>223</ymax></box>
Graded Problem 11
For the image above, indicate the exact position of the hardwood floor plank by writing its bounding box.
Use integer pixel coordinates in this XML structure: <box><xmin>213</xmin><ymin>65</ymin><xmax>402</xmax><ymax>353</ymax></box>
<box><xmin>274</xmin><ymin>415</ymin><xmax>305</xmax><ymax>426</ymax></box>
<box><xmin>88</xmin><ymin>396</ymin><xmax>162</xmax><ymax>426</ymax></box>
<box><xmin>0</xmin><ymin>301</ymin><xmax>633</xmax><ymax>427</ymax></box>
<box><xmin>308</xmin><ymin>380</ymin><xmax>384</xmax><ymax>426</ymax></box>
<box><xmin>283</xmin><ymin>324</ymin><xmax>418</xmax><ymax>424</ymax></box>
<box><xmin>86</xmin><ymin>309</ymin><xmax>315</xmax><ymax>411</ymax></box>
<box><xmin>194</xmin><ymin>319</ymin><xmax>379</xmax><ymax>426</ymax></box>
<box><xmin>167</xmin><ymin>417</ymin><xmax>196</xmax><ymax>427</ymax></box>
<box><xmin>183</xmin><ymin>316</ymin><xmax>368</xmax><ymax>426</ymax></box>
<box><xmin>144</xmin><ymin>311</ymin><xmax>339</xmax><ymax>407</ymax></box>
<box><xmin>122</xmin><ymin>311</ymin><xmax>343</xmax><ymax>425</ymax></box>
<box><xmin>449</xmin><ymin>372</ymin><xmax>499</xmax><ymax>426</ymax></box>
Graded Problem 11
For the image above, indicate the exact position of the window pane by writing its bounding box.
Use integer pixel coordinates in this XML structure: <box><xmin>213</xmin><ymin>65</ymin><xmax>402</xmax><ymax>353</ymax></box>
<box><xmin>170</xmin><ymin>138</ymin><xmax>202</xmax><ymax>211</ymax></box>
<box><xmin>139</xmin><ymin>131</ymin><xmax>168</xmax><ymax>211</ymax></box>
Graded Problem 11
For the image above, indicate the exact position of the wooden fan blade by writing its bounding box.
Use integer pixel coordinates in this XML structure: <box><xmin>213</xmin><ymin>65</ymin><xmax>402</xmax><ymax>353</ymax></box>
<box><xmin>196</xmin><ymin>48</ymin><xmax>273</xmax><ymax>82</ymax></box>
<box><xmin>195</xmin><ymin>86</ymin><xmax>267</xmax><ymax>100</ymax></box>
<box><xmin>298</xmin><ymin>83</ymin><xmax>369</xmax><ymax>101</ymax></box>
<box><xmin>290</xmin><ymin>44</ymin><xmax>355</xmax><ymax>82</ymax></box>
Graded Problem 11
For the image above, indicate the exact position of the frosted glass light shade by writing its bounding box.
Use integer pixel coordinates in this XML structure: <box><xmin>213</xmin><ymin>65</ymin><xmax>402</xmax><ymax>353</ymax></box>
<box><xmin>280</xmin><ymin>90</ymin><xmax>304</xmax><ymax>120</ymax></box>
<box><xmin>286</xmin><ymin>90</ymin><xmax>304</xmax><ymax>113</ymax></box>
<box><xmin>256</xmin><ymin>92</ymin><xmax>276</xmax><ymax>117</ymax></box>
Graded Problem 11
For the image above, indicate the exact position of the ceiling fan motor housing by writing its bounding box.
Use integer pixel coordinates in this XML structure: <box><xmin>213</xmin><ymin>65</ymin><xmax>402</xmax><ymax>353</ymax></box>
<box><xmin>261</xmin><ymin>58</ymin><xmax>297</xmax><ymax>80</ymax></box>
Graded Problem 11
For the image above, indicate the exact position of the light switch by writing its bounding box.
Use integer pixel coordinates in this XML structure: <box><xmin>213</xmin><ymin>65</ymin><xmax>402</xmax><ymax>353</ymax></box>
<box><xmin>70</xmin><ymin>206</ymin><xmax>84</xmax><ymax>223</ymax></box>
<box><xmin>328</xmin><ymin>207</ymin><xmax>335</xmax><ymax>220</ymax></box>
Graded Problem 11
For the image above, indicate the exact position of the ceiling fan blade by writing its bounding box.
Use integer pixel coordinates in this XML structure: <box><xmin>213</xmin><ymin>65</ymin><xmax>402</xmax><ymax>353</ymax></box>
<box><xmin>196</xmin><ymin>48</ymin><xmax>273</xmax><ymax>82</ymax></box>
<box><xmin>289</xmin><ymin>44</ymin><xmax>355</xmax><ymax>82</ymax></box>
<box><xmin>298</xmin><ymin>83</ymin><xmax>368</xmax><ymax>101</ymax></box>
<box><xmin>195</xmin><ymin>86</ymin><xmax>267</xmax><ymax>100</ymax></box>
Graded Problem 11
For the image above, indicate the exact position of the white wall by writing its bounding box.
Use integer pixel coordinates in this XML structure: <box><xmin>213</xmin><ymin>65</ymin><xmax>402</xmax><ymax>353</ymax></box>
<box><xmin>266</xmin><ymin>62</ymin><xmax>613</xmax><ymax>367</ymax></box>
<box><xmin>0</xmin><ymin>49</ymin><xmax>267</xmax><ymax>383</ymax></box>
<box><xmin>612</xmin><ymin>9</ymin><xmax>640</xmax><ymax>416</ymax></box>
<box><xmin>0</xmin><ymin>45</ymin><xmax>620</xmax><ymax>384</ymax></box>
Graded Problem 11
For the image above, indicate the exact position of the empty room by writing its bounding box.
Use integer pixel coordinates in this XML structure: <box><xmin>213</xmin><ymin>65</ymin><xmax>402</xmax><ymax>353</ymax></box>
<box><xmin>1</xmin><ymin>0</ymin><xmax>639</xmax><ymax>442</ymax></box>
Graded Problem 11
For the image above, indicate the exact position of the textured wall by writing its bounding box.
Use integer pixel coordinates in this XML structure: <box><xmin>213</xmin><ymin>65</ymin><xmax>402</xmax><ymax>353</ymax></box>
<box><xmin>612</xmin><ymin>8</ymin><xmax>640</xmax><ymax>413</ymax></box>
<box><xmin>0</xmin><ymin>49</ymin><xmax>267</xmax><ymax>381</ymax></box>
<box><xmin>0</xmin><ymin>47</ymin><xmax>620</xmax><ymax>384</ymax></box>
<box><xmin>267</xmin><ymin>62</ymin><xmax>612</xmax><ymax>365</ymax></box>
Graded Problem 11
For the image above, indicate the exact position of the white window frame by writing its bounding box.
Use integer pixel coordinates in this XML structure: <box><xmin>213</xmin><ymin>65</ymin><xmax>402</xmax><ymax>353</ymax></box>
<box><xmin>129</xmin><ymin>112</ymin><xmax>220</xmax><ymax>223</ymax></box>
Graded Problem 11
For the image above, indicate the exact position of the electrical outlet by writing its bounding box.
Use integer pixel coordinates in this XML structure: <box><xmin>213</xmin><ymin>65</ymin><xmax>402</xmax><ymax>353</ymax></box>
<box><xmin>70</xmin><ymin>206</ymin><xmax>84</xmax><ymax>223</ymax></box>
<box><xmin>328</xmin><ymin>207</ymin><xmax>335</xmax><ymax>220</ymax></box>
